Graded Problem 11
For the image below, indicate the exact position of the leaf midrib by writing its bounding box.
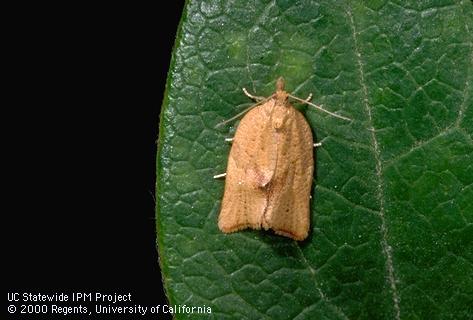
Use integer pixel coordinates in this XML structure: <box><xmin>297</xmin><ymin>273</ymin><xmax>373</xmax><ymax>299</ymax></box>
<box><xmin>346</xmin><ymin>5</ymin><xmax>401</xmax><ymax>320</ymax></box>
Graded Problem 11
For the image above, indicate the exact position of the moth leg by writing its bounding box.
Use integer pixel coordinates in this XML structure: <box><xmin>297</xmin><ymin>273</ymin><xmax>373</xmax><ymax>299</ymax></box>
<box><xmin>225</xmin><ymin>138</ymin><xmax>234</xmax><ymax>142</ymax></box>
<box><xmin>242</xmin><ymin>88</ymin><xmax>266</xmax><ymax>102</ymax></box>
<box><xmin>213</xmin><ymin>173</ymin><xmax>227</xmax><ymax>179</ymax></box>
<box><xmin>314</xmin><ymin>142</ymin><xmax>322</xmax><ymax>148</ymax></box>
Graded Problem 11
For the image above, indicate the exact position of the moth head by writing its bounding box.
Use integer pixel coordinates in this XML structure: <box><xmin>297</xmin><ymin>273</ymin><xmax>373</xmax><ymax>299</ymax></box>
<box><xmin>276</xmin><ymin>77</ymin><xmax>285</xmax><ymax>92</ymax></box>
<box><xmin>275</xmin><ymin>77</ymin><xmax>289</xmax><ymax>104</ymax></box>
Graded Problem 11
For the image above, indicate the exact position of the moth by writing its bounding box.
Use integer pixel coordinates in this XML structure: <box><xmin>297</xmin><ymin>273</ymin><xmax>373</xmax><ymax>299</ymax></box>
<box><xmin>215</xmin><ymin>77</ymin><xmax>350</xmax><ymax>241</ymax></box>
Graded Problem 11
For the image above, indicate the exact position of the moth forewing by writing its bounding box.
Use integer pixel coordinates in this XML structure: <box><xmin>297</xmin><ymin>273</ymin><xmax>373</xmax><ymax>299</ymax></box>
<box><xmin>218</xmin><ymin>78</ymin><xmax>314</xmax><ymax>241</ymax></box>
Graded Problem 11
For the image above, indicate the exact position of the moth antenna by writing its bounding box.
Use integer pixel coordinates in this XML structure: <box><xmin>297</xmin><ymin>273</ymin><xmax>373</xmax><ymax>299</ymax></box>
<box><xmin>215</xmin><ymin>105</ymin><xmax>258</xmax><ymax>128</ymax></box>
<box><xmin>288</xmin><ymin>94</ymin><xmax>352</xmax><ymax>121</ymax></box>
<box><xmin>215</xmin><ymin>94</ymin><xmax>275</xmax><ymax>128</ymax></box>
<box><xmin>242</xmin><ymin>88</ymin><xmax>266</xmax><ymax>101</ymax></box>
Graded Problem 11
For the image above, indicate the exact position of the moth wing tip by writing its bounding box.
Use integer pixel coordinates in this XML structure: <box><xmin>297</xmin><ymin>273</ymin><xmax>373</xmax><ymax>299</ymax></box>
<box><xmin>218</xmin><ymin>220</ymin><xmax>261</xmax><ymax>234</ymax></box>
<box><xmin>273</xmin><ymin>229</ymin><xmax>308</xmax><ymax>241</ymax></box>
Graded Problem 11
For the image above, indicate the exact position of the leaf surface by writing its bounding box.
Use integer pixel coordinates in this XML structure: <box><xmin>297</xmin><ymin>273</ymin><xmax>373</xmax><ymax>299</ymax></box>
<box><xmin>156</xmin><ymin>1</ymin><xmax>473</xmax><ymax>319</ymax></box>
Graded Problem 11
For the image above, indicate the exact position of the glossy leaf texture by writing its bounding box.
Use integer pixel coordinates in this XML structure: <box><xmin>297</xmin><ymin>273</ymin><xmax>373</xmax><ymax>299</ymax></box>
<box><xmin>156</xmin><ymin>1</ymin><xmax>473</xmax><ymax>319</ymax></box>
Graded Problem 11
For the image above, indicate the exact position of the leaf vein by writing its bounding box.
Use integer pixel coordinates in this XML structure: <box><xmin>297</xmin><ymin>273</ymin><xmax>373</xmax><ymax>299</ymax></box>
<box><xmin>455</xmin><ymin>10</ymin><xmax>473</xmax><ymax>127</ymax></box>
<box><xmin>384</xmin><ymin>127</ymin><xmax>456</xmax><ymax>169</ymax></box>
<box><xmin>293</xmin><ymin>243</ymin><xmax>351</xmax><ymax>320</ymax></box>
<box><xmin>317</xmin><ymin>185</ymin><xmax>380</xmax><ymax>215</ymax></box>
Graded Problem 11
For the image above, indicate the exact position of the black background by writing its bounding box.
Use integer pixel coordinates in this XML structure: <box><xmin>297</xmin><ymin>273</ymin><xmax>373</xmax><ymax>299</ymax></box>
<box><xmin>6</xmin><ymin>2</ymin><xmax>185</xmax><ymax>319</ymax></box>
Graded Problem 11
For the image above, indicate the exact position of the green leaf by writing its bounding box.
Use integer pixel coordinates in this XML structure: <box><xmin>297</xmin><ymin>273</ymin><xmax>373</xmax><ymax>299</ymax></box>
<box><xmin>156</xmin><ymin>0</ymin><xmax>473</xmax><ymax>319</ymax></box>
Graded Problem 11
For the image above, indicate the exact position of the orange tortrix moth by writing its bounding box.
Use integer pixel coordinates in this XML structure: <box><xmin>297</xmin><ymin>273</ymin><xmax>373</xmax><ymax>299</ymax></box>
<box><xmin>214</xmin><ymin>77</ymin><xmax>350</xmax><ymax>241</ymax></box>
